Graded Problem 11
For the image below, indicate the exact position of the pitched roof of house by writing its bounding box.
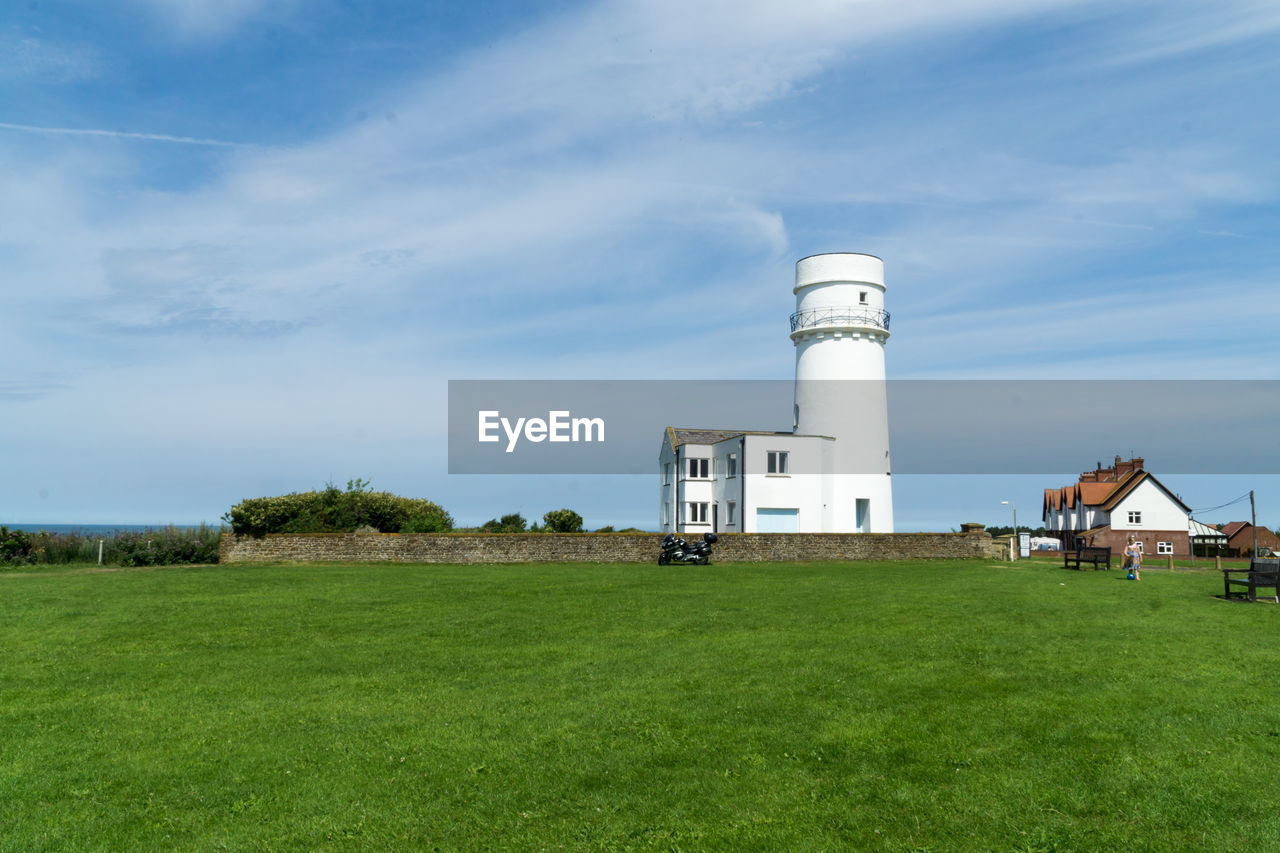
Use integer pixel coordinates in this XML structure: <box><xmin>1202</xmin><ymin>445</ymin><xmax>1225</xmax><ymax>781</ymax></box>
<box><xmin>1101</xmin><ymin>470</ymin><xmax>1191</xmax><ymax>514</ymax></box>
<box><xmin>664</xmin><ymin>426</ymin><xmax>832</xmax><ymax>449</ymax></box>
<box><xmin>1042</xmin><ymin>467</ymin><xmax>1191</xmax><ymax>518</ymax></box>
<box><xmin>1220</xmin><ymin>521</ymin><xmax>1249</xmax><ymax>538</ymax></box>
<box><xmin>1190</xmin><ymin>518</ymin><xmax>1228</xmax><ymax>538</ymax></box>
<box><xmin>1080</xmin><ymin>481</ymin><xmax>1120</xmax><ymax>506</ymax></box>
<box><xmin>1096</xmin><ymin>470</ymin><xmax>1145</xmax><ymax>511</ymax></box>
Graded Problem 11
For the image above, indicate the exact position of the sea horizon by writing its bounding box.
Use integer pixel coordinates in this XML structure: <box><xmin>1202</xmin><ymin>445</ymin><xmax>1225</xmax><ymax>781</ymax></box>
<box><xmin>1</xmin><ymin>522</ymin><xmax>225</xmax><ymax>536</ymax></box>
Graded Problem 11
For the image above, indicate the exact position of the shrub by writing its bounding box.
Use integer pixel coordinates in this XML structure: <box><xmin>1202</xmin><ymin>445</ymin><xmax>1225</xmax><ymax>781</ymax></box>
<box><xmin>401</xmin><ymin>513</ymin><xmax>450</xmax><ymax>533</ymax></box>
<box><xmin>32</xmin><ymin>530</ymin><xmax>101</xmax><ymax>564</ymax></box>
<box><xmin>0</xmin><ymin>527</ymin><xmax>35</xmax><ymax>565</ymax></box>
<box><xmin>542</xmin><ymin>509</ymin><xmax>584</xmax><ymax>533</ymax></box>
<box><xmin>224</xmin><ymin>479</ymin><xmax>453</xmax><ymax>537</ymax></box>
<box><xmin>480</xmin><ymin>513</ymin><xmax>528</xmax><ymax>534</ymax></box>
<box><xmin>106</xmin><ymin>525</ymin><xmax>222</xmax><ymax>567</ymax></box>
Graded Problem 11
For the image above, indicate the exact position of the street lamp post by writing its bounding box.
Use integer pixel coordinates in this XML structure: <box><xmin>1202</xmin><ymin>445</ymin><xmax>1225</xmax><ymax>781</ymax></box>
<box><xmin>1002</xmin><ymin>500</ymin><xmax>1017</xmax><ymax>561</ymax></box>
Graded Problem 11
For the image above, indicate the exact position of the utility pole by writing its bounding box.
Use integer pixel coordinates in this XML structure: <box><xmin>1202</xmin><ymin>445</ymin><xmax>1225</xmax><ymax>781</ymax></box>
<box><xmin>1251</xmin><ymin>490</ymin><xmax>1257</xmax><ymax>558</ymax></box>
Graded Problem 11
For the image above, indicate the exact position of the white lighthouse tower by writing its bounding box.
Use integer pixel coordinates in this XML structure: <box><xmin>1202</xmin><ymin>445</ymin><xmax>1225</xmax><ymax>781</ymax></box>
<box><xmin>658</xmin><ymin>252</ymin><xmax>895</xmax><ymax>534</ymax></box>
<box><xmin>791</xmin><ymin>252</ymin><xmax>894</xmax><ymax>532</ymax></box>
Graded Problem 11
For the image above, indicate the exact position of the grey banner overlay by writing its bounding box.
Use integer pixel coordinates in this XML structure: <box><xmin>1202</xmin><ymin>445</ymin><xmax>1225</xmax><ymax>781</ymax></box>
<box><xmin>449</xmin><ymin>380</ymin><xmax>1280</xmax><ymax>474</ymax></box>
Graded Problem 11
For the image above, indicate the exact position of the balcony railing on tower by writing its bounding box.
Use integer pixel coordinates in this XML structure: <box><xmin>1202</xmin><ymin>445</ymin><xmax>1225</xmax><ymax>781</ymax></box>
<box><xmin>789</xmin><ymin>306</ymin><xmax>890</xmax><ymax>334</ymax></box>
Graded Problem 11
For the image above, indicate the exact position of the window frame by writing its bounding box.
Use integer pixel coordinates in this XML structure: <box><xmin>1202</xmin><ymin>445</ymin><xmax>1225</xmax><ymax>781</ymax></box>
<box><xmin>685</xmin><ymin>502</ymin><xmax>709</xmax><ymax>524</ymax></box>
<box><xmin>767</xmin><ymin>450</ymin><xmax>789</xmax><ymax>476</ymax></box>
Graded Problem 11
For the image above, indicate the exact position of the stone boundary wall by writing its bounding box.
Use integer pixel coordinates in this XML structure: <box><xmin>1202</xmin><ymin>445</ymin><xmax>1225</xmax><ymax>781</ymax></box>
<box><xmin>219</xmin><ymin>530</ymin><xmax>993</xmax><ymax>564</ymax></box>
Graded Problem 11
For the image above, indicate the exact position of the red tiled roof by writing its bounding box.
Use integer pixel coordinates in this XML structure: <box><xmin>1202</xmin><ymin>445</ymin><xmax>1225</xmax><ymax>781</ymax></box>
<box><xmin>1098</xmin><ymin>470</ymin><xmax>1191</xmax><ymax>514</ymax></box>
<box><xmin>1220</xmin><ymin>521</ymin><xmax>1248</xmax><ymax>538</ymax></box>
<box><xmin>1077</xmin><ymin>482</ymin><xmax>1118</xmax><ymax>506</ymax></box>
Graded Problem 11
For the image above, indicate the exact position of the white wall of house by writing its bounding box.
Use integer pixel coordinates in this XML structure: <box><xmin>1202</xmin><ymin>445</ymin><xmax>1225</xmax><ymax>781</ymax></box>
<box><xmin>1048</xmin><ymin>500</ymin><xmax>1107</xmax><ymax>532</ymax></box>
<box><xmin>680</xmin><ymin>446</ymin><xmax>716</xmax><ymax>533</ymax></box>
<box><xmin>740</xmin><ymin>434</ymin><xmax>828</xmax><ymax>533</ymax></box>
<box><xmin>1081</xmin><ymin>505</ymin><xmax>1106</xmax><ymax>530</ymax></box>
<box><xmin>658</xmin><ymin>438</ymin><xmax>720</xmax><ymax>534</ymax></box>
<box><xmin>711</xmin><ymin>437</ymin><xmax>745</xmax><ymax>532</ymax></box>
<box><xmin>658</xmin><ymin>437</ymin><xmax>677</xmax><ymax>533</ymax></box>
<box><xmin>1111</xmin><ymin>478</ymin><xmax>1188</xmax><ymax>530</ymax></box>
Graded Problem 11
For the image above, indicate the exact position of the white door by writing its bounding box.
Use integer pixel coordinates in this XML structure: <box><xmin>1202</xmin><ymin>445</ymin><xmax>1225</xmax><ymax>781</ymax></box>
<box><xmin>756</xmin><ymin>508</ymin><xmax>799</xmax><ymax>533</ymax></box>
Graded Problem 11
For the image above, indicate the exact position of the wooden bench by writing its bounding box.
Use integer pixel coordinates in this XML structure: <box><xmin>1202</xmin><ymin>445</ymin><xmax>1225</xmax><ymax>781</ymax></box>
<box><xmin>1223</xmin><ymin>558</ymin><xmax>1280</xmax><ymax>602</ymax></box>
<box><xmin>1064</xmin><ymin>546</ymin><xmax>1111</xmax><ymax>571</ymax></box>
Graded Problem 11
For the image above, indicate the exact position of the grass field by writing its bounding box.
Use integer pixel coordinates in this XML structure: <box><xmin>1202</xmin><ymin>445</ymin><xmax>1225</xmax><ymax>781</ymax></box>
<box><xmin>2</xmin><ymin>560</ymin><xmax>1277</xmax><ymax>851</ymax></box>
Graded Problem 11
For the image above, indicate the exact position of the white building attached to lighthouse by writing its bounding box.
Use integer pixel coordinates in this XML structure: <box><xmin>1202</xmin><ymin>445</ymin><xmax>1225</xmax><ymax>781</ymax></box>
<box><xmin>658</xmin><ymin>253</ymin><xmax>895</xmax><ymax>534</ymax></box>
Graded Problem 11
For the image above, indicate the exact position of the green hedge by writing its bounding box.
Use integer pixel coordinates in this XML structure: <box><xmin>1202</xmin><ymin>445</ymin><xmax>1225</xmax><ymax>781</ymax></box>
<box><xmin>109</xmin><ymin>525</ymin><xmax>222</xmax><ymax>566</ymax></box>
<box><xmin>1</xmin><ymin>525</ymin><xmax>222</xmax><ymax>567</ymax></box>
<box><xmin>223</xmin><ymin>480</ymin><xmax>453</xmax><ymax>537</ymax></box>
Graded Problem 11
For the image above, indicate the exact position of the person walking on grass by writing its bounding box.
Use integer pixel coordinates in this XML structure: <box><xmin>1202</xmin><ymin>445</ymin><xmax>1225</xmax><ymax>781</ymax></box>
<box><xmin>1125</xmin><ymin>535</ymin><xmax>1142</xmax><ymax>581</ymax></box>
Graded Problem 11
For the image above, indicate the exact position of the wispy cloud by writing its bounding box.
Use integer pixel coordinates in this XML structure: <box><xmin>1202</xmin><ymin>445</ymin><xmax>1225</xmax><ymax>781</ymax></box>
<box><xmin>1096</xmin><ymin>3</ymin><xmax>1280</xmax><ymax>66</ymax></box>
<box><xmin>0</xmin><ymin>121</ymin><xmax>253</xmax><ymax>148</ymax></box>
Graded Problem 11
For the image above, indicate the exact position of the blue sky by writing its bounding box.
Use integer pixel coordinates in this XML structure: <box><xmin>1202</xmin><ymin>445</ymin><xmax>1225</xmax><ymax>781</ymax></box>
<box><xmin>2</xmin><ymin>0</ymin><xmax>1278</xmax><ymax>530</ymax></box>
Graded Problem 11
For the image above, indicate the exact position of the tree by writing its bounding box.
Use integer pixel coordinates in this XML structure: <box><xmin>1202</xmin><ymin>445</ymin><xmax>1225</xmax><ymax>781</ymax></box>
<box><xmin>543</xmin><ymin>508</ymin><xmax>584</xmax><ymax>533</ymax></box>
<box><xmin>480</xmin><ymin>513</ymin><xmax>528</xmax><ymax>533</ymax></box>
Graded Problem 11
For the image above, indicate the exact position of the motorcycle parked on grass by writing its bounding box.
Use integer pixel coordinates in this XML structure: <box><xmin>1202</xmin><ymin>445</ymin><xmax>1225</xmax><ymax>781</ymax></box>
<box><xmin>658</xmin><ymin>532</ymin><xmax>717</xmax><ymax>565</ymax></box>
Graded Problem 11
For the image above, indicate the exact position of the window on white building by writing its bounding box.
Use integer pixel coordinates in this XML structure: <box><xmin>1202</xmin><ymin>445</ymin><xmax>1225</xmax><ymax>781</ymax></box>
<box><xmin>727</xmin><ymin>501</ymin><xmax>737</xmax><ymax>525</ymax></box>
<box><xmin>662</xmin><ymin>503</ymin><xmax>669</xmax><ymax>527</ymax></box>
<box><xmin>859</xmin><ymin>291</ymin><xmax>867</xmax><ymax>304</ymax></box>
<box><xmin>688</xmin><ymin>458</ymin><xmax>709</xmax><ymax>479</ymax></box>
<box><xmin>663</xmin><ymin>463</ymin><xmax>671</xmax><ymax>486</ymax></box>
<box><xmin>686</xmin><ymin>502</ymin><xmax>708</xmax><ymax>524</ymax></box>
<box><xmin>1128</xmin><ymin>511</ymin><xmax>1142</xmax><ymax>525</ymax></box>
<box><xmin>726</xmin><ymin>453</ymin><xmax>737</xmax><ymax>477</ymax></box>
<box><xmin>1157</xmin><ymin>541</ymin><xmax>1173</xmax><ymax>554</ymax></box>
<box><xmin>767</xmin><ymin>451</ymin><xmax>789</xmax><ymax>475</ymax></box>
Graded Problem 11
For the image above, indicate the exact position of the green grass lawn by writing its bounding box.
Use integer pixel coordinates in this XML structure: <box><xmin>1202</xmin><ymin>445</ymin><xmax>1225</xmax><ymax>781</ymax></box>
<box><xmin>2</xmin><ymin>560</ymin><xmax>1277</xmax><ymax>852</ymax></box>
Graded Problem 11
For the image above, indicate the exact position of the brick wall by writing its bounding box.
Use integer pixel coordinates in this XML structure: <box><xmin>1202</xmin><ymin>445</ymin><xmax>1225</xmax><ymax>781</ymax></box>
<box><xmin>219</xmin><ymin>530</ymin><xmax>993</xmax><ymax>564</ymax></box>
<box><xmin>1084</xmin><ymin>529</ymin><xmax>1190</xmax><ymax>558</ymax></box>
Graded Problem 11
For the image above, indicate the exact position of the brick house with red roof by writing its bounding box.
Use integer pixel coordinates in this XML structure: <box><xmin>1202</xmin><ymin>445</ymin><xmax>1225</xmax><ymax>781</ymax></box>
<box><xmin>1218</xmin><ymin>522</ymin><xmax>1280</xmax><ymax>557</ymax></box>
<box><xmin>1043</xmin><ymin>456</ymin><xmax>1202</xmax><ymax>557</ymax></box>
